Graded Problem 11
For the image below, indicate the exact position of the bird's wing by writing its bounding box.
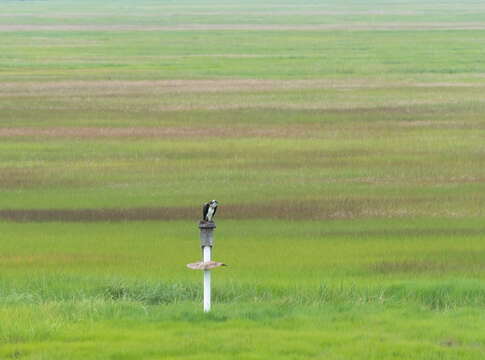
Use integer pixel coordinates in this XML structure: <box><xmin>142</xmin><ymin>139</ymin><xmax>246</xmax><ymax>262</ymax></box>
<box><xmin>202</xmin><ymin>202</ymin><xmax>209</xmax><ymax>219</ymax></box>
<box><xmin>213</xmin><ymin>206</ymin><xmax>217</xmax><ymax>217</ymax></box>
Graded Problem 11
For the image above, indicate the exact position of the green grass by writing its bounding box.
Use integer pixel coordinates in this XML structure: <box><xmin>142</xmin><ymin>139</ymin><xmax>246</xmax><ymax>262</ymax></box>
<box><xmin>0</xmin><ymin>219</ymin><xmax>484</xmax><ymax>358</ymax></box>
<box><xmin>2</xmin><ymin>30</ymin><xmax>485</xmax><ymax>80</ymax></box>
<box><xmin>1</xmin><ymin>0</ymin><xmax>485</xmax><ymax>358</ymax></box>
<box><xmin>1</xmin><ymin>302</ymin><xmax>483</xmax><ymax>360</ymax></box>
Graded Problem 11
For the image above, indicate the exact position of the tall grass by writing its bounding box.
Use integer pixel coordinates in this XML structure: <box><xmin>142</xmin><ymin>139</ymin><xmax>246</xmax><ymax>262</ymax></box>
<box><xmin>1</xmin><ymin>276</ymin><xmax>484</xmax><ymax>310</ymax></box>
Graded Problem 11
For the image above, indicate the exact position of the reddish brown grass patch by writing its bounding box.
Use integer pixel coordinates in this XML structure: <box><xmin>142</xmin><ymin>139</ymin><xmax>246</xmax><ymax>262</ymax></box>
<box><xmin>1</xmin><ymin>23</ymin><xmax>485</xmax><ymax>31</ymax></box>
<box><xmin>372</xmin><ymin>260</ymin><xmax>453</xmax><ymax>274</ymax></box>
<box><xmin>0</xmin><ymin>253</ymin><xmax>124</xmax><ymax>265</ymax></box>
<box><xmin>0</xmin><ymin>125</ymin><xmax>321</xmax><ymax>139</ymax></box>
<box><xmin>0</xmin><ymin>198</ymin><xmax>441</xmax><ymax>222</ymax></box>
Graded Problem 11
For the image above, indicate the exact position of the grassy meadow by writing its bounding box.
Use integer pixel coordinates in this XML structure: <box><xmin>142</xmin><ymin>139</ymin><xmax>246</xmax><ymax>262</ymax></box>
<box><xmin>1</xmin><ymin>0</ymin><xmax>485</xmax><ymax>358</ymax></box>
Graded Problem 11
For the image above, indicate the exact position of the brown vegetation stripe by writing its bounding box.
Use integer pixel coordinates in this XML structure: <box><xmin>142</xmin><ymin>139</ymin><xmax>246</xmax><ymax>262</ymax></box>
<box><xmin>0</xmin><ymin>198</ymin><xmax>467</xmax><ymax>222</ymax></box>
<box><xmin>371</xmin><ymin>260</ymin><xmax>478</xmax><ymax>274</ymax></box>
<box><xmin>1</xmin><ymin>23</ymin><xmax>485</xmax><ymax>31</ymax></box>
<box><xmin>0</xmin><ymin>204</ymin><xmax>316</xmax><ymax>222</ymax></box>
<box><xmin>0</xmin><ymin>126</ymin><xmax>321</xmax><ymax>139</ymax></box>
<box><xmin>0</xmin><ymin>11</ymin><xmax>454</xmax><ymax>17</ymax></box>
<box><xmin>152</xmin><ymin>100</ymin><xmax>476</xmax><ymax>112</ymax></box>
<box><xmin>1</xmin><ymin>79</ymin><xmax>482</xmax><ymax>96</ymax></box>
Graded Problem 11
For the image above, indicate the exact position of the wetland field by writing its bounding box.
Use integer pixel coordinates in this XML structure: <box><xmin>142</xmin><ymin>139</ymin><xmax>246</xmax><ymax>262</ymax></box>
<box><xmin>0</xmin><ymin>1</ymin><xmax>485</xmax><ymax>359</ymax></box>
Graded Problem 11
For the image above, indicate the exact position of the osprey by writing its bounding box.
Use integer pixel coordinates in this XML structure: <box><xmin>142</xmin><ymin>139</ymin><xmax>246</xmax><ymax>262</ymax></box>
<box><xmin>202</xmin><ymin>200</ymin><xmax>218</xmax><ymax>222</ymax></box>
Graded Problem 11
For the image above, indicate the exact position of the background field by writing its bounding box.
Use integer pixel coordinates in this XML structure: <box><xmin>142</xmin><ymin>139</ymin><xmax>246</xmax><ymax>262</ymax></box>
<box><xmin>0</xmin><ymin>0</ymin><xmax>485</xmax><ymax>359</ymax></box>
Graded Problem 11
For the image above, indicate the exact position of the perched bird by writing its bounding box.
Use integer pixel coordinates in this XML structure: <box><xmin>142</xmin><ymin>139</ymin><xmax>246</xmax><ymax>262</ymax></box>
<box><xmin>187</xmin><ymin>261</ymin><xmax>227</xmax><ymax>270</ymax></box>
<box><xmin>202</xmin><ymin>200</ymin><xmax>218</xmax><ymax>222</ymax></box>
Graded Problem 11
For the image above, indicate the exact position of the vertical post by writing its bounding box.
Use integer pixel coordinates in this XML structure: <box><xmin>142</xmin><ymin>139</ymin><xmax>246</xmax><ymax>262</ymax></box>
<box><xmin>198</xmin><ymin>221</ymin><xmax>216</xmax><ymax>312</ymax></box>
<box><xmin>203</xmin><ymin>245</ymin><xmax>211</xmax><ymax>312</ymax></box>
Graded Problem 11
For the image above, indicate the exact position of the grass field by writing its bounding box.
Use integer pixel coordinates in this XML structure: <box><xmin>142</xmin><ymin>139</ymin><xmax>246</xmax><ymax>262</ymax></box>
<box><xmin>1</xmin><ymin>0</ymin><xmax>485</xmax><ymax>359</ymax></box>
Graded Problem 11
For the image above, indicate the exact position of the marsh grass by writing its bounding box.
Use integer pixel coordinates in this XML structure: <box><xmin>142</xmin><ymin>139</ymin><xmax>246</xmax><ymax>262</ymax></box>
<box><xmin>1</xmin><ymin>276</ymin><xmax>484</xmax><ymax>312</ymax></box>
<box><xmin>0</xmin><ymin>219</ymin><xmax>484</xmax><ymax>309</ymax></box>
<box><xmin>1</xmin><ymin>0</ymin><xmax>485</xmax><ymax>358</ymax></box>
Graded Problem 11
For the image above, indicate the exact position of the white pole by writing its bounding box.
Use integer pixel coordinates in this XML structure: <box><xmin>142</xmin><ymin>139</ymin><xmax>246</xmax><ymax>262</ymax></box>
<box><xmin>203</xmin><ymin>245</ymin><xmax>211</xmax><ymax>312</ymax></box>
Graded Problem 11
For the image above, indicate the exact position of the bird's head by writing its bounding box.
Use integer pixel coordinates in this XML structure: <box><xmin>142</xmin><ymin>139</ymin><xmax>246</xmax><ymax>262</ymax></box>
<box><xmin>210</xmin><ymin>200</ymin><xmax>219</xmax><ymax>208</ymax></box>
